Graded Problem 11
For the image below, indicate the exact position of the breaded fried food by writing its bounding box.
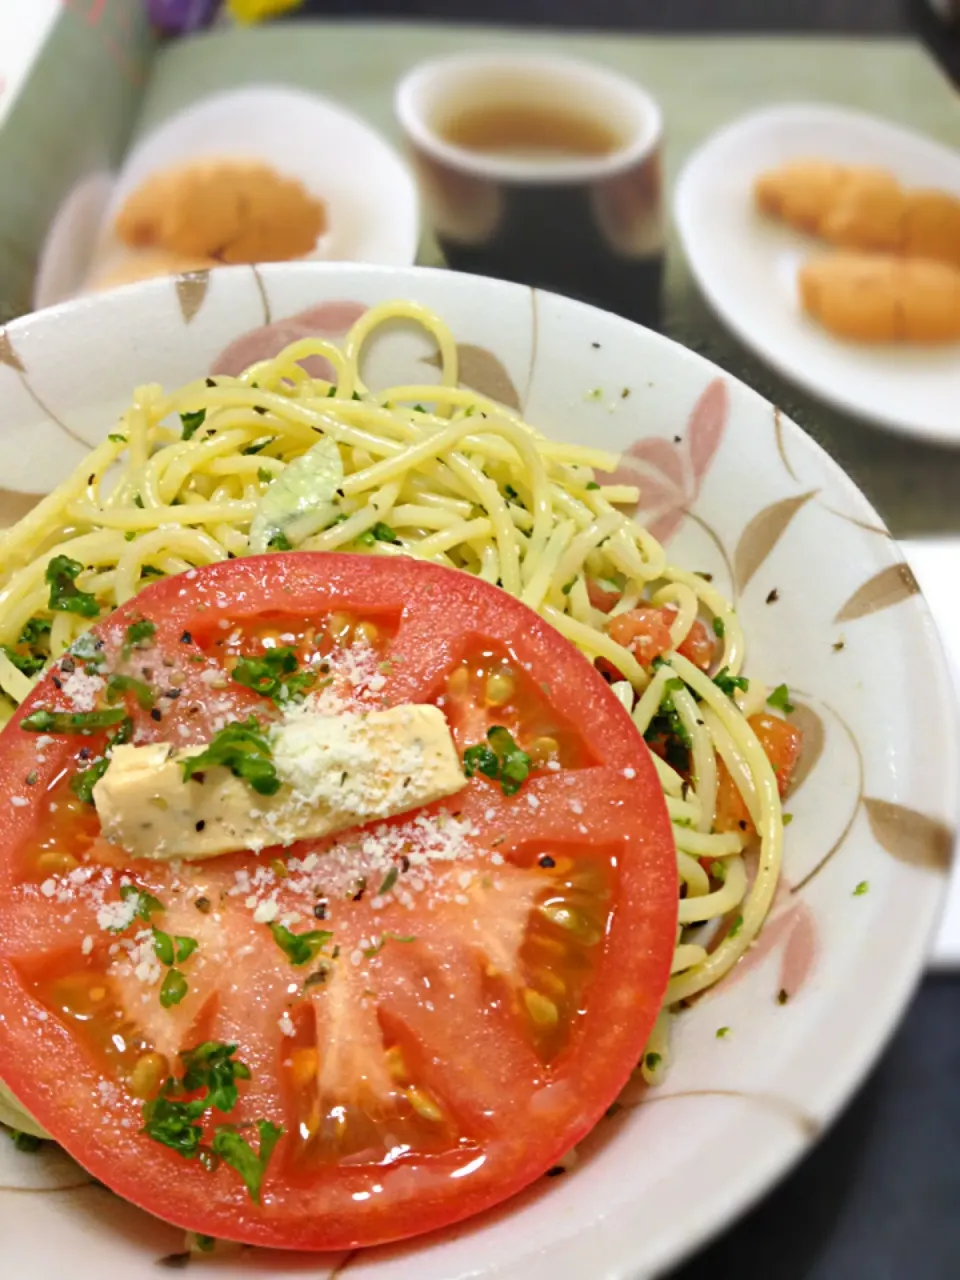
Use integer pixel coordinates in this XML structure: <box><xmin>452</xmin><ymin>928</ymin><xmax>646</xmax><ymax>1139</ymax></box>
<box><xmin>755</xmin><ymin>160</ymin><xmax>960</xmax><ymax>268</ymax></box>
<box><xmin>799</xmin><ymin>251</ymin><xmax>960</xmax><ymax>343</ymax></box>
<box><xmin>754</xmin><ymin>160</ymin><xmax>848</xmax><ymax>234</ymax></box>
<box><xmin>115</xmin><ymin>159</ymin><xmax>326</xmax><ymax>264</ymax></box>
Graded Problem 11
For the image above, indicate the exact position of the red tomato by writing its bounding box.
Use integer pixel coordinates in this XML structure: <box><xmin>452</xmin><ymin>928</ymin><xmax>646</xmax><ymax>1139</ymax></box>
<box><xmin>714</xmin><ymin>713</ymin><xmax>803</xmax><ymax>836</ymax></box>
<box><xmin>606</xmin><ymin>606</ymin><xmax>715</xmax><ymax>671</ymax></box>
<box><xmin>0</xmin><ymin>554</ymin><xmax>677</xmax><ymax>1251</ymax></box>
<box><xmin>586</xmin><ymin>578</ymin><xmax>621</xmax><ymax>613</ymax></box>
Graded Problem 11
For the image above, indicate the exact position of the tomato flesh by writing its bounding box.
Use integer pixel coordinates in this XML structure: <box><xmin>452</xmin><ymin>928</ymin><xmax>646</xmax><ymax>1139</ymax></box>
<box><xmin>0</xmin><ymin>554</ymin><xmax>677</xmax><ymax>1251</ymax></box>
<box><xmin>714</xmin><ymin>712</ymin><xmax>803</xmax><ymax>836</ymax></box>
<box><xmin>606</xmin><ymin>605</ymin><xmax>715</xmax><ymax>672</ymax></box>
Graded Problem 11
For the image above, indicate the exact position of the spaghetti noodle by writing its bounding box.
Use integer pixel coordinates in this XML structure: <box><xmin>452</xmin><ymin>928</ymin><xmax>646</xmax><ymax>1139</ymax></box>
<box><xmin>0</xmin><ymin>300</ymin><xmax>791</xmax><ymax>1116</ymax></box>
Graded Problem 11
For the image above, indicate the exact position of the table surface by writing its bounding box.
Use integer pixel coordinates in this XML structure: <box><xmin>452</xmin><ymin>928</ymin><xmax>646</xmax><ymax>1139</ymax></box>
<box><xmin>145</xmin><ymin>18</ymin><xmax>960</xmax><ymax>1279</ymax></box>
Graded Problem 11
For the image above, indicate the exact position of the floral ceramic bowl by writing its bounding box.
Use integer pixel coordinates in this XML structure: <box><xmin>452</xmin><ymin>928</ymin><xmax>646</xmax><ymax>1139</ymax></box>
<box><xmin>0</xmin><ymin>264</ymin><xmax>955</xmax><ymax>1279</ymax></box>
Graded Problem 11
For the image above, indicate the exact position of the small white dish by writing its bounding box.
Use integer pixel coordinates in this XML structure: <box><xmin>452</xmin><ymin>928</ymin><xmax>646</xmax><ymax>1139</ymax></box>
<box><xmin>35</xmin><ymin>85</ymin><xmax>419</xmax><ymax>308</ymax></box>
<box><xmin>675</xmin><ymin>104</ymin><xmax>960</xmax><ymax>446</ymax></box>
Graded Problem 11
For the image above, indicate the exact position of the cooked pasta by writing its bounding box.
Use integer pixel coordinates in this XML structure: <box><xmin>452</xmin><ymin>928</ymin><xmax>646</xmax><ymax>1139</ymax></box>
<box><xmin>0</xmin><ymin>299</ymin><xmax>794</xmax><ymax>1112</ymax></box>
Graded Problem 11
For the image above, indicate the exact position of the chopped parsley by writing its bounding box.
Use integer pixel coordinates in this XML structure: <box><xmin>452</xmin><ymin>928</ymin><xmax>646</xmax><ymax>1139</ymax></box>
<box><xmin>585</xmin><ymin>481</ymin><xmax>600</xmax><ymax>491</ymax></box>
<box><xmin>644</xmin><ymin>1052</ymin><xmax>662</xmax><ymax>1071</ymax></box>
<box><xmin>180</xmin><ymin>1042</ymin><xmax>252</xmax><ymax>1113</ymax></box>
<box><xmin>356</xmin><ymin>521</ymin><xmax>401</xmax><ymax>548</ymax></box>
<box><xmin>45</xmin><ymin>555</ymin><xmax>99</xmax><ymax>618</ymax></box>
<box><xmin>644</xmin><ymin>677</ymin><xmax>692</xmax><ymax>772</ymax></box>
<box><xmin>69</xmin><ymin>632</ymin><xmax>105</xmax><ymax>669</ymax></box>
<box><xmin>118</xmin><ymin>884</ymin><xmax>164</xmax><ymax>925</ymax></box>
<box><xmin>180</xmin><ymin>409</ymin><xmax>206</xmax><ymax>440</ymax></box>
<box><xmin>463</xmin><ymin>725</ymin><xmax>531</xmax><ymax>797</ymax></box>
<box><xmin>853</xmin><ymin>880</ymin><xmax>869</xmax><ymax>896</ymax></box>
<box><xmin>8</xmin><ymin>1129</ymin><xmax>43</xmax><ymax>1152</ymax></box>
<box><xmin>269</xmin><ymin>921</ymin><xmax>333</xmax><ymax>966</ymax></box>
<box><xmin>504</xmin><ymin>483</ymin><xmax>520</xmax><ymax>503</ymax></box>
<box><xmin>159</xmin><ymin>969</ymin><xmax>189</xmax><ymax>1008</ymax></box>
<box><xmin>561</xmin><ymin>578</ymin><xmax>577</xmax><ymax>595</ymax></box>
<box><xmin>210</xmin><ymin>1120</ymin><xmax>283</xmax><ymax>1203</ymax></box>
<box><xmin>767</xmin><ymin>683</ymin><xmax>795</xmax><ymax>714</ymax></box>
<box><xmin>1</xmin><ymin>643</ymin><xmax>45</xmax><ymax>677</ymax></box>
<box><xmin>728</xmin><ymin>914</ymin><xmax>744</xmax><ymax>937</ymax></box>
<box><xmin>242</xmin><ymin>437</ymin><xmax>274</xmax><ymax>456</ymax></box>
<box><xmin>230</xmin><ymin>648</ymin><xmax>315</xmax><ymax>705</ymax></box>
<box><xmin>20</xmin><ymin>616</ymin><xmax>52</xmax><ymax>647</ymax></box>
<box><xmin>181</xmin><ymin>717</ymin><xmax>280</xmax><ymax>796</ymax></box>
<box><xmin>716</xmin><ymin>1026</ymin><xmax>731</xmax><ymax>1039</ymax></box>
<box><xmin>713</xmin><ymin>667</ymin><xmax>749</xmax><ymax>698</ymax></box>
<box><xmin>69</xmin><ymin>755</ymin><xmax>111</xmax><ymax>804</ymax></box>
<box><xmin>106</xmin><ymin>673</ymin><xmax>155</xmax><ymax>710</ymax></box>
<box><xmin>108</xmin><ymin>432</ymin><xmax>126</xmax><ymax>443</ymax></box>
<box><xmin>20</xmin><ymin>706</ymin><xmax>128</xmax><ymax>735</ymax></box>
<box><xmin>142</xmin><ymin>1042</ymin><xmax>252</xmax><ymax>1162</ymax></box>
<box><xmin>152</xmin><ymin>929</ymin><xmax>198</xmax><ymax>967</ymax></box>
<box><xmin>712</xmin><ymin>616</ymin><xmax>725</xmax><ymax>638</ymax></box>
<box><xmin>124</xmin><ymin>617</ymin><xmax>156</xmax><ymax>652</ymax></box>
<box><xmin>377</xmin><ymin>866</ymin><xmax>399</xmax><ymax>896</ymax></box>
<box><xmin>257</xmin><ymin>467</ymin><xmax>273</xmax><ymax>483</ymax></box>
<box><xmin>266</xmin><ymin>530</ymin><xmax>293</xmax><ymax>551</ymax></box>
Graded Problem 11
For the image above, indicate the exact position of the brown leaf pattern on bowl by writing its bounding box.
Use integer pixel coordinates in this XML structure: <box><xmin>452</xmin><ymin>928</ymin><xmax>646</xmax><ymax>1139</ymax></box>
<box><xmin>734</xmin><ymin>490</ymin><xmax>817</xmax><ymax>594</ymax></box>
<box><xmin>834</xmin><ymin>563</ymin><xmax>920</xmax><ymax>623</ymax></box>
<box><xmin>785</xmin><ymin>702</ymin><xmax>826</xmax><ymax>796</ymax></box>
<box><xmin>608</xmin><ymin>378</ymin><xmax>728</xmax><ymax>544</ymax></box>
<box><xmin>175</xmin><ymin>271</ymin><xmax>210</xmax><ymax>325</ymax></box>
<box><xmin>863</xmin><ymin>798</ymin><xmax>953</xmax><ymax>870</ymax></box>
<box><xmin>0</xmin><ymin>488</ymin><xmax>42</xmax><ymax>527</ymax></box>
<box><xmin>424</xmin><ymin>343</ymin><xmax>522</xmax><ymax>410</ymax></box>
<box><xmin>210</xmin><ymin>300</ymin><xmax>368</xmax><ymax>380</ymax></box>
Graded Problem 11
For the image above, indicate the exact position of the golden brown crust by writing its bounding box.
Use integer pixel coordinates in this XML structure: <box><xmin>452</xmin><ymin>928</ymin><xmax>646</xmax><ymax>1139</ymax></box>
<box><xmin>114</xmin><ymin>159</ymin><xmax>327</xmax><ymax>264</ymax></box>
<box><xmin>799</xmin><ymin>251</ymin><xmax>960</xmax><ymax>343</ymax></box>
<box><xmin>755</xmin><ymin>160</ymin><xmax>960</xmax><ymax>268</ymax></box>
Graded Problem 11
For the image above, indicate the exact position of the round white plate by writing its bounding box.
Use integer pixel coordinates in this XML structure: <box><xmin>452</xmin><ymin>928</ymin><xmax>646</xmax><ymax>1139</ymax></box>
<box><xmin>34</xmin><ymin>85</ymin><xmax>420</xmax><ymax>308</ymax></box>
<box><xmin>0</xmin><ymin>263</ymin><xmax>955</xmax><ymax>1278</ymax></box>
<box><xmin>675</xmin><ymin>104</ymin><xmax>960</xmax><ymax>445</ymax></box>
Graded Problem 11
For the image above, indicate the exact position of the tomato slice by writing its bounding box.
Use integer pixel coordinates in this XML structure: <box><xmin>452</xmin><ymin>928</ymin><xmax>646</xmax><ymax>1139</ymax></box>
<box><xmin>714</xmin><ymin>712</ymin><xmax>803</xmax><ymax>836</ymax></box>
<box><xmin>0</xmin><ymin>554</ymin><xmax>677</xmax><ymax>1251</ymax></box>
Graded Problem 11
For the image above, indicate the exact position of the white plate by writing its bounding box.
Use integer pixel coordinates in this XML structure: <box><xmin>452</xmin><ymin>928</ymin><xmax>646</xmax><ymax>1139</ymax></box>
<box><xmin>34</xmin><ymin>85</ymin><xmax>420</xmax><ymax>308</ymax></box>
<box><xmin>0</xmin><ymin>263</ymin><xmax>955</xmax><ymax>1278</ymax></box>
<box><xmin>675</xmin><ymin>104</ymin><xmax>960</xmax><ymax>445</ymax></box>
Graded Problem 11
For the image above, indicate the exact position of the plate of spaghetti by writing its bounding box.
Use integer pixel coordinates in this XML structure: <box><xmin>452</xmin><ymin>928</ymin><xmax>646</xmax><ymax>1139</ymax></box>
<box><xmin>0</xmin><ymin>264</ymin><xmax>954</xmax><ymax>1278</ymax></box>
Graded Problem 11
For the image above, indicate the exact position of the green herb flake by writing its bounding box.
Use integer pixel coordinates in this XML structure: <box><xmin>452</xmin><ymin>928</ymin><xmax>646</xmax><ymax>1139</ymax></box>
<box><xmin>192</xmin><ymin>1234</ymin><xmax>216</xmax><ymax>1254</ymax></box>
<box><xmin>20</xmin><ymin>706</ymin><xmax>128</xmax><ymax>735</ymax></box>
<box><xmin>181</xmin><ymin>716</ymin><xmax>280</xmax><ymax>796</ymax></box>
<box><xmin>45</xmin><ymin>554</ymin><xmax>99</xmax><ymax>618</ymax></box>
<box><xmin>70</xmin><ymin>756</ymin><xmax>110</xmax><ymax>805</ymax></box>
<box><xmin>152</xmin><ymin>928</ymin><xmax>175</xmax><ymax>966</ymax></box>
<box><xmin>728</xmin><ymin>914</ymin><xmax>744</xmax><ymax>938</ymax></box>
<box><xmin>106</xmin><ymin>673</ymin><xmax>155</xmax><ymax>710</ymax></box>
<box><xmin>159</xmin><ymin>969</ymin><xmax>188</xmax><ymax>1008</ymax></box>
<box><xmin>716</xmin><ymin>1026</ymin><xmax>731</xmax><ymax>1039</ymax></box>
<box><xmin>176</xmin><ymin>936</ymin><xmax>199</xmax><ymax>964</ymax></box>
<box><xmin>269</xmin><ymin>922</ymin><xmax>333</xmax><ymax>966</ymax></box>
<box><xmin>713</xmin><ymin>667</ymin><xmax>749</xmax><ymax>698</ymax></box>
<box><xmin>644</xmin><ymin>1052</ymin><xmax>662</xmax><ymax>1071</ymax></box>
<box><xmin>180</xmin><ymin>1042</ymin><xmax>252</xmax><ymax>1114</ymax></box>
<box><xmin>782</xmin><ymin>812</ymin><xmax>794</xmax><ymax>826</ymax></box>
<box><xmin>141</xmin><ymin>1094</ymin><xmax>207</xmax><ymax>1157</ymax></box>
<box><xmin>371</xmin><ymin>521</ymin><xmax>401</xmax><ymax>545</ymax></box>
<box><xmin>257</xmin><ymin>467</ymin><xmax>273</xmax><ymax>483</ymax></box>
<box><xmin>712</xmin><ymin>616</ymin><xmax>725</xmax><ymax>638</ymax></box>
<box><xmin>118</xmin><ymin>884</ymin><xmax>164</xmax><ymax>926</ymax></box>
<box><xmin>211</xmin><ymin>1119</ymin><xmax>283</xmax><ymax>1203</ymax></box>
<box><xmin>108</xmin><ymin>433</ymin><xmax>126</xmax><ymax>444</ymax></box>
<box><xmin>378</xmin><ymin>866</ymin><xmax>399</xmax><ymax>896</ymax></box>
<box><xmin>9</xmin><ymin>1129</ymin><xmax>43</xmax><ymax>1152</ymax></box>
<box><xmin>463</xmin><ymin>727</ymin><xmax>532</xmax><ymax>797</ymax></box>
<box><xmin>125</xmin><ymin>618</ymin><xmax>156</xmax><ymax>650</ymax></box>
<box><xmin>561</xmin><ymin>578</ymin><xmax>577</xmax><ymax>595</ymax></box>
<box><xmin>767</xmin><ymin>683</ymin><xmax>795</xmax><ymax>715</ymax></box>
<box><xmin>2</xmin><ymin>644</ymin><xmax>46</xmax><ymax>677</ymax></box>
<box><xmin>267</xmin><ymin>530</ymin><xmax>293</xmax><ymax>551</ymax></box>
<box><xmin>853</xmin><ymin>880</ymin><xmax>869</xmax><ymax>897</ymax></box>
<box><xmin>231</xmin><ymin>648</ymin><xmax>314</xmax><ymax>705</ymax></box>
<box><xmin>585</xmin><ymin>481</ymin><xmax>600</xmax><ymax>491</ymax></box>
<box><xmin>180</xmin><ymin>409</ymin><xmax>206</xmax><ymax>440</ymax></box>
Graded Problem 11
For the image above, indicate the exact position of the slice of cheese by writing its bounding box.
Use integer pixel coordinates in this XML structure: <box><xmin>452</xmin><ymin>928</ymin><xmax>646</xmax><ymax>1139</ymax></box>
<box><xmin>93</xmin><ymin>703</ymin><xmax>466</xmax><ymax>861</ymax></box>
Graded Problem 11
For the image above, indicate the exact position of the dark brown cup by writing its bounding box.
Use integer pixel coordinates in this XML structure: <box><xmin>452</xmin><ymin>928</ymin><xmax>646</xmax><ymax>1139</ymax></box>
<box><xmin>396</xmin><ymin>54</ymin><xmax>664</xmax><ymax>328</ymax></box>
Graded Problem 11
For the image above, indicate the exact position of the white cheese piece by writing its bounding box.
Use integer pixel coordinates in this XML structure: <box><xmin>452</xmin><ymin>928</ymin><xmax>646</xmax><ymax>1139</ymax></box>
<box><xmin>92</xmin><ymin>703</ymin><xmax>466</xmax><ymax>861</ymax></box>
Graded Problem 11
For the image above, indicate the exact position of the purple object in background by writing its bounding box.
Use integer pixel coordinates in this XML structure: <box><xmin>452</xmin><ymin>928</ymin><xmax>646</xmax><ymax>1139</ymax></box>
<box><xmin>147</xmin><ymin>0</ymin><xmax>220</xmax><ymax>33</ymax></box>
